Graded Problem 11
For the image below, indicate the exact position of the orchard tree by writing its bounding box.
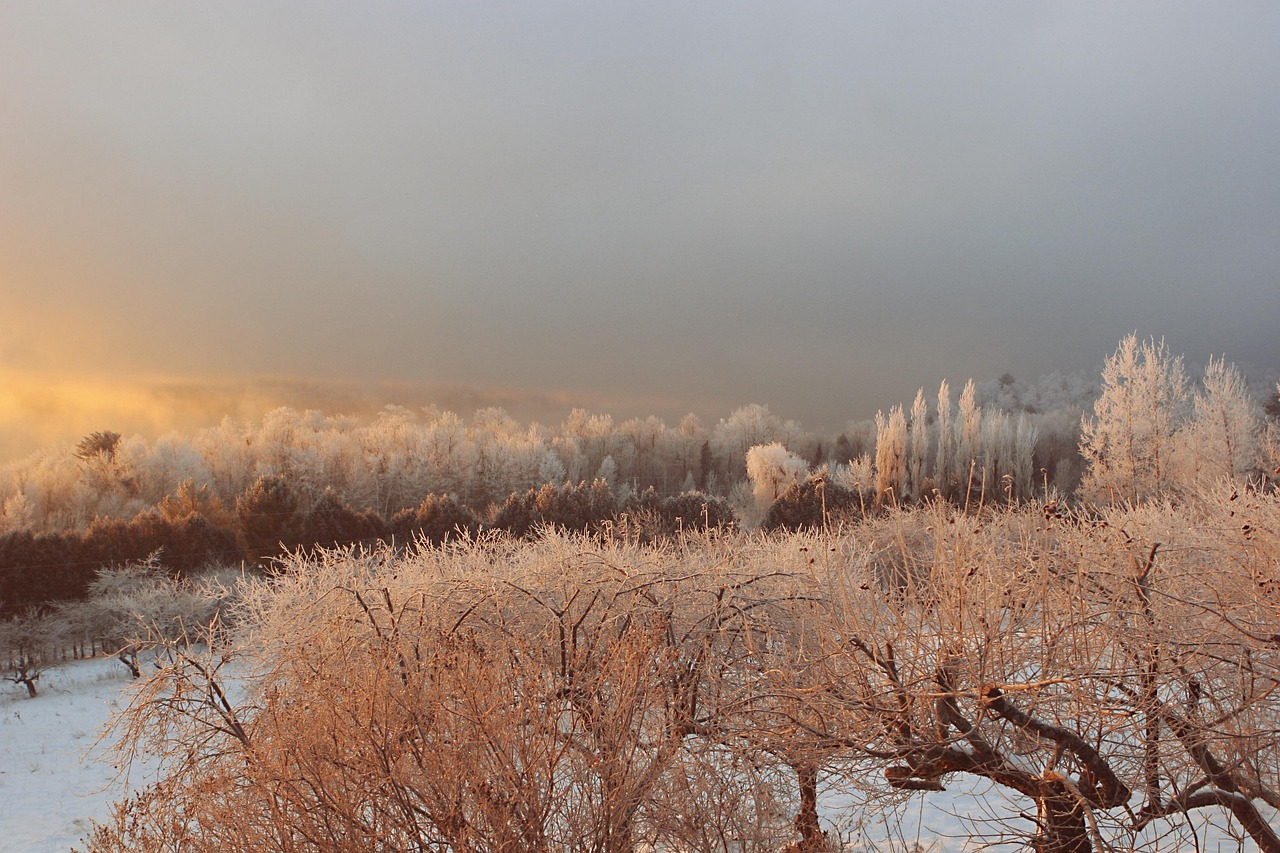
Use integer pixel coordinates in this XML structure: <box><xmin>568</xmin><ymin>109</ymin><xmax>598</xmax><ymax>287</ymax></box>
<box><xmin>0</xmin><ymin>607</ymin><xmax>50</xmax><ymax>697</ymax></box>
<box><xmin>69</xmin><ymin>555</ymin><xmax>232</xmax><ymax>678</ymax></box>
<box><xmin>80</xmin><ymin>495</ymin><xmax>1280</xmax><ymax>853</ymax></box>
<box><xmin>787</xmin><ymin>494</ymin><xmax>1280</xmax><ymax>853</ymax></box>
<box><xmin>82</xmin><ymin>535</ymin><xmax>813</xmax><ymax>853</ymax></box>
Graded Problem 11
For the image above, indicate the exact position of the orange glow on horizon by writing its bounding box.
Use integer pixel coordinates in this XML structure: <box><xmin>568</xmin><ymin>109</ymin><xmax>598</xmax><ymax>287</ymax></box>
<box><xmin>0</xmin><ymin>368</ymin><xmax>702</xmax><ymax>465</ymax></box>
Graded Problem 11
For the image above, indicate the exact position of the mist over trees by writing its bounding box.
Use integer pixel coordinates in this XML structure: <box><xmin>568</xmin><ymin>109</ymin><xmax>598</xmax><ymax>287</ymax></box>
<box><xmin>1</xmin><ymin>334</ymin><xmax>1276</xmax><ymax>615</ymax></box>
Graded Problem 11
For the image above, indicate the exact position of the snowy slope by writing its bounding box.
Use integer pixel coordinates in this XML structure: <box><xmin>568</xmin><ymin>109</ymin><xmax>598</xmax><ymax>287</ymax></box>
<box><xmin>0</xmin><ymin>657</ymin><xmax>147</xmax><ymax>853</ymax></box>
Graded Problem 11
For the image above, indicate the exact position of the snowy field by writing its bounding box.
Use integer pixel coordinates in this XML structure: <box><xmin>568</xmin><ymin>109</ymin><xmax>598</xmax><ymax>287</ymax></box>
<box><xmin>1</xmin><ymin>657</ymin><xmax>1272</xmax><ymax>853</ymax></box>
<box><xmin>0</xmin><ymin>656</ymin><xmax>150</xmax><ymax>853</ymax></box>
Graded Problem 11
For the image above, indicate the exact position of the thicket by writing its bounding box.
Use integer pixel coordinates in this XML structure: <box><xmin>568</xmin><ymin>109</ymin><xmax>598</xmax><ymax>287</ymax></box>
<box><xmin>76</xmin><ymin>486</ymin><xmax>1280</xmax><ymax>853</ymax></box>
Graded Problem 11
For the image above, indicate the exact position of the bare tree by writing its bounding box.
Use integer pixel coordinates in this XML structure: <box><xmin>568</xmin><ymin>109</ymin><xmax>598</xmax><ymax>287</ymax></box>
<box><xmin>790</xmin><ymin>495</ymin><xmax>1280</xmax><ymax>853</ymax></box>
<box><xmin>0</xmin><ymin>607</ymin><xmax>50</xmax><ymax>697</ymax></box>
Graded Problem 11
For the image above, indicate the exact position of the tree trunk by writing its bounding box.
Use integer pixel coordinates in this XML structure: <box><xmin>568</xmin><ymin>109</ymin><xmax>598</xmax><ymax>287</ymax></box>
<box><xmin>119</xmin><ymin>651</ymin><xmax>141</xmax><ymax>678</ymax></box>
<box><xmin>791</xmin><ymin>763</ymin><xmax>828</xmax><ymax>852</ymax></box>
<box><xmin>1032</xmin><ymin>788</ymin><xmax>1090</xmax><ymax>853</ymax></box>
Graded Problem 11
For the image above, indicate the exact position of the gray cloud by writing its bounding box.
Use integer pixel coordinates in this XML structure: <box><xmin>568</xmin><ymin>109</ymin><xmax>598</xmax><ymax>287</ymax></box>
<box><xmin>2</xmin><ymin>1</ymin><xmax>1278</xmax><ymax>452</ymax></box>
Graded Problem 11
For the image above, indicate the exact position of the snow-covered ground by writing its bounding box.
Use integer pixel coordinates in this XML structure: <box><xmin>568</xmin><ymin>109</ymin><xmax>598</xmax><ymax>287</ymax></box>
<box><xmin>1</xmin><ymin>657</ymin><xmax>1273</xmax><ymax>852</ymax></box>
<box><xmin>0</xmin><ymin>656</ymin><xmax>147</xmax><ymax>853</ymax></box>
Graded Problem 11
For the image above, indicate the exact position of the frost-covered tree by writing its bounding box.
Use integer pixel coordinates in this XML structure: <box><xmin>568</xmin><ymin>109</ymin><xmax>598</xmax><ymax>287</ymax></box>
<box><xmin>712</xmin><ymin>404</ymin><xmax>785</xmax><ymax>485</ymax></box>
<box><xmin>386</xmin><ymin>408</ymin><xmax>476</xmax><ymax>508</ymax></box>
<box><xmin>74</xmin><ymin>430</ymin><xmax>122</xmax><ymax>466</ymax></box>
<box><xmin>251</xmin><ymin>408</ymin><xmax>329</xmax><ymax>501</ymax></box>
<box><xmin>388</xmin><ymin>493</ymin><xmax>478</xmax><ymax>545</ymax></box>
<box><xmin>1014</xmin><ymin>413</ymin><xmax>1039</xmax><ymax>501</ymax></box>
<box><xmin>0</xmin><ymin>491</ymin><xmax>34</xmax><ymax>535</ymax></box>
<box><xmin>71</xmin><ymin>555</ymin><xmax>233</xmax><ymax>678</ymax></box>
<box><xmin>979</xmin><ymin>411</ymin><xmax>1012</xmax><ymax>502</ymax></box>
<box><xmin>831</xmin><ymin>454</ymin><xmax>875</xmax><ymax>501</ymax></box>
<box><xmin>933</xmin><ymin>380</ymin><xmax>952</xmax><ymax>498</ymax></box>
<box><xmin>594</xmin><ymin>454</ymin><xmax>618</xmax><ymax>488</ymax></box>
<box><xmin>1264</xmin><ymin>383</ymin><xmax>1280</xmax><ymax>488</ymax></box>
<box><xmin>70</xmin><ymin>429</ymin><xmax>146</xmax><ymax>524</ymax></box>
<box><xmin>745</xmin><ymin>443</ymin><xmax>810</xmax><ymax>524</ymax></box>
<box><xmin>119</xmin><ymin>434</ymin><xmax>212</xmax><ymax>508</ymax></box>
<box><xmin>617</xmin><ymin>416</ymin><xmax>668</xmax><ymax>492</ymax></box>
<box><xmin>0</xmin><ymin>608</ymin><xmax>50</xmax><ymax>697</ymax></box>
<box><xmin>467</xmin><ymin>409</ymin><xmax>557</xmax><ymax>507</ymax></box>
<box><xmin>1080</xmin><ymin>334</ymin><xmax>1190</xmax><ymax>505</ymax></box>
<box><xmin>192</xmin><ymin>417</ymin><xmax>257</xmax><ymax>504</ymax></box>
<box><xmin>873</xmin><ymin>406</ymin><xmax>907</xmax><ymax>505</ymax></box>
<box><xmin>1179</xmin><ymin>356</ymin><xmax>1260</xmax><ymax>487</ymax></box>
<box><xmin>954</xmin><ymin>380</ymin><xmax>981</xmax><ymax>499</ymax></box>
<box><xmin>560</xmin><ymin>409</ymin><xmax>620</xmax><ymax>485</ymax></box>
<box><xmin>236</xmin><ymin>474</ymin><xmax>302</xmax><ymax>562</ymax></box>
<box><xmin>673</xmin><ymin>414</ymin><xmax>709</xmax><ymax>487</ymax></box>
<box><xmin>906</xmin><ymin>389</ymin><xmax>930</xmax><ymax>502</ymax></box>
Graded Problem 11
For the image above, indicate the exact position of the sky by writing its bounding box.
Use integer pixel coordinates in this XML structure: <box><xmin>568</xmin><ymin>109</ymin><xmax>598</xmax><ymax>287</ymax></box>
<box><xmin>2</xmin><ymin>2</ymin><xmax>1279</xmax><ymax>461</ymax></box>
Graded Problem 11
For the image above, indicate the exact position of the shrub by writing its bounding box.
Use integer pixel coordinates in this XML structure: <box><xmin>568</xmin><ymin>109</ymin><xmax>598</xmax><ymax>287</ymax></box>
<box><xmin>492</xmin><ymin>481</ymin><xmax>618</xmax><ymax>538</ymax></box>
<box><xmin>299</xmin><ymin>490</ymin><xmax>385</xmax><ymax>550</ymax></box>
<box><xmin>389</xmin><ymin>493</ymin><xmax>477</xmax><ymax>546</ymax></box>
<box><xmin>619</xmin><ymin>489</ymin><xmax>737</xmax><ymax>541</ymax></box>
<box><xmin>761</xmin><ymin>475</ymin><xmax>861</xmax><ymax>532</ymax></box>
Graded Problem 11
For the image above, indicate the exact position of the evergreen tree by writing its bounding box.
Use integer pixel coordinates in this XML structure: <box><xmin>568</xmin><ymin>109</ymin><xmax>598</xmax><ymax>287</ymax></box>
<box><xmin>236</xmin><ymin>475</ymin><xmax>303</xmax><ymax>562</ymax></box>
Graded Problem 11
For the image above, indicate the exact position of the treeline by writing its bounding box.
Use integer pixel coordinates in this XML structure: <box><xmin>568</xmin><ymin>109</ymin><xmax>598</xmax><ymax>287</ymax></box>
<box><xmin>2</xmin><ymin>334</ymin><xmax>1278</xmax><ymax>613</ymax></box>
<box><xmin>0</xmin><ymin>405</ymin><xmax>808</xmax><ymax>536</ymax></box>
<box><xmin>0</xmin><ymin>374</ymin><xmax>1100</xmax><ymax>541</ymax></box>
<box><xmin>0</xmin><ymin>478</ymin><xmax>734</xmax><ymax>613</ymax></box>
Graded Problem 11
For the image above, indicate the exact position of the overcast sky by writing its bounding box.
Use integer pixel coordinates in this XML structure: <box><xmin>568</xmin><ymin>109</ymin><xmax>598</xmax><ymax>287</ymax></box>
<box><xmin>2</xmin><ymin>2</ymin><xmax>1279</xmax><ymax>459</ymax></box>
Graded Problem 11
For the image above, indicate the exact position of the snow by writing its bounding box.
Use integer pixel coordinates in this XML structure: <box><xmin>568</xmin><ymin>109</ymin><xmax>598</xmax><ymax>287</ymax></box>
<box><xmin>0</xmin><ymin>656</ymin><xmax>148</xmax><ymax>853</ymax></box>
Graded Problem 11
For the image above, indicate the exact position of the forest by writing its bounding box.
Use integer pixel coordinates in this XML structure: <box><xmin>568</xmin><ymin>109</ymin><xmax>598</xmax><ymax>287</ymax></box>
<box><xmin>3</xmin><ymin>333</ymin><xmax>1280</xmax><ymax>852</ymax></box>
